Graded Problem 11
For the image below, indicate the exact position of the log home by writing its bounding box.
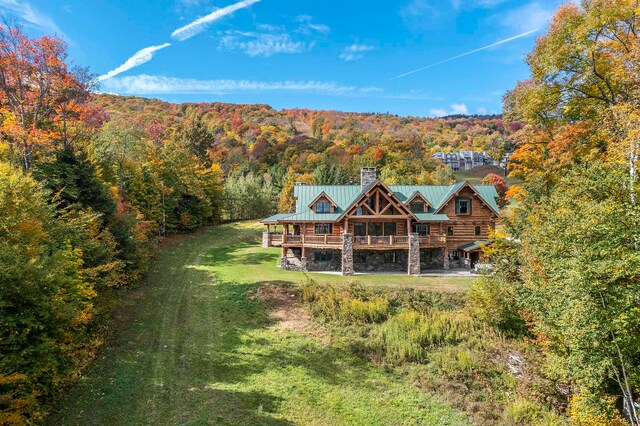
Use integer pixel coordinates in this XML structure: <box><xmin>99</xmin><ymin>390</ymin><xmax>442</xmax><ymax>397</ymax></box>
<box><xmin>262</xmin><ymin>167</ymin><xmax>499</xmax><ymax>275</ymax></box>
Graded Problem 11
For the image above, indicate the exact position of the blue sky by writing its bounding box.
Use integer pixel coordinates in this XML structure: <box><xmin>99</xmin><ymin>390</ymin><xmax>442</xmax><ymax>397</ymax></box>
<box><xmin>1</xmin><ymin>0</ymin><xmax>561</xmax><ymax>116</ymax></box>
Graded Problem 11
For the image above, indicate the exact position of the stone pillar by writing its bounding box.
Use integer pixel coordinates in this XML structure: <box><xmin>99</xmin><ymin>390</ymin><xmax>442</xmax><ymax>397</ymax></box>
<box><xmin>262</xmin><ymin>231</ymin><xmax>270</xmax><ymax>248</ymax></box>
<box><xmin>279</xmin><ymin>257</ymin><xmax>288</xmax><ymax>269</ymax></box>
<box><xmin>408</xmin><ymin>233</ymin><xmax>421</xmax><ymax>275</ymax></box>
<box><xmin>443</xmin><ymin>248</ymin><xmax>450</xmax><ymax>270</ymax></box>
<box><xmin>300</xmin><ymin>257</ymin><xmax>307</xmax><ymax>272</ymax></box>
<box><xmin>342</xmin><ymin>233</ymin><xmax>354</xmax><ymax>276</ymax></box>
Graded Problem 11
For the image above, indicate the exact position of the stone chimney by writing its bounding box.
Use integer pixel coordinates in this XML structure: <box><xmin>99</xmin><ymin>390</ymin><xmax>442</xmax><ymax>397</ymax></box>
<box><xmin>360</xmin><ymin>167</ymin><xmax>377</xmax><ymax>190</ymax></box>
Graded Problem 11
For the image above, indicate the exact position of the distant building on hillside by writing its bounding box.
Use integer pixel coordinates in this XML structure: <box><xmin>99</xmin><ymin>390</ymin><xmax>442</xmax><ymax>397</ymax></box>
<box><xmin>432</xmin><ymin>151</ymin><xmax>496</xmax><ymax>171</ymax></box>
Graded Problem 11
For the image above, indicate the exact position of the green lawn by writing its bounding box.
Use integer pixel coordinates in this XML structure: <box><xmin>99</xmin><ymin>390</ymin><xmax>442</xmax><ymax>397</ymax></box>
<box><xmin>46</xmin><ymin>222</ymin><xmax>471</xmax><ymax>425</ymax></box>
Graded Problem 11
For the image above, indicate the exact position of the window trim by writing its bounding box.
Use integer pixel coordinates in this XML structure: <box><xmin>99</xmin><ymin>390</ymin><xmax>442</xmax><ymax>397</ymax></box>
<box><xmin>354</xmin><ymin>222</ymin><xmax>366</xmax><ymax>236</ymax></box>
<box><xmin>314</xmin><ymin>251</ymin><xmax>333</xmax><ymax>262</ymax></box>
<box><xmin>409</xmin><ymin>201</ymin><xmax>425</xmax><ymax>213</ymax></box>
<box><xmin>314</xmin><ymin>223</ymin><xmax>333</xmax><ymax>234</ymax></box>
<box><xmin>455</xmin><ymin>197</ymin><xmax>471</xmax><ymax>215</ymax></box>
<box><xmin>414</xmin><ymin>224</ymin><xmax>430</xmax><ymax>236</ymax></box>
<box><xmin>316</xmin><ymin>201</ymin><xmax>331</xmax><ymax>213</ymax></box>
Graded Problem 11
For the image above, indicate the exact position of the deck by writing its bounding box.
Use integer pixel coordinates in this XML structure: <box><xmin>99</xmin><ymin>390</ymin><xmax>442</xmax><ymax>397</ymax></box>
<box><xmin>265</xmin><ymin>233</ymin><xmax>447</xmax><ymax>249</ymax></box>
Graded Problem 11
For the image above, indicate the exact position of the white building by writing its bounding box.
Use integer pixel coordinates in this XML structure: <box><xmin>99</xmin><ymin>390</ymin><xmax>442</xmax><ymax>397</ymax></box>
<box><xmin>432</xmin><ymin>151</ymin><xmax>497</xmax><ymax>171</ymax></box>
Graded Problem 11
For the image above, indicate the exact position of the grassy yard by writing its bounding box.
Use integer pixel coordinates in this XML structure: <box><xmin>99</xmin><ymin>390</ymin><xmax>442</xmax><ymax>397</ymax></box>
<box><xmin>46</xmin><ymin>221</ymin><xmax>472</xmax><ymax>425</ymax></box>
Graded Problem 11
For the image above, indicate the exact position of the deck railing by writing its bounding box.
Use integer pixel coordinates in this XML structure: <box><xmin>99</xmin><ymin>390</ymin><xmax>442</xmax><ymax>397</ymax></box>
<box><xmin>272</xmin><ymin>233</ymin><xmax>447</xmax><ymax>247</ymax></box>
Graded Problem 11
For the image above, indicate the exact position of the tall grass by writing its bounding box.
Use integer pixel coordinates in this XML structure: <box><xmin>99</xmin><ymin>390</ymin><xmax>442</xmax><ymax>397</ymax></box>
<box><xmin>301</xmin><ymin>281</ymin><xmax>391</xmax><ymax>324</ymax></box>
<box><xmin>369</xmin><ymin>309</ymin><xmax>476</xmax><ymax>363</ymax></box>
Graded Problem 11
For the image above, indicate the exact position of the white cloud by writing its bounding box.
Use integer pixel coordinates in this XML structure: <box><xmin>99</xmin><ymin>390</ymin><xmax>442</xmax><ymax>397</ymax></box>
<box><xmin>98</xmin><ymin>43</ymin><xmax>171</xmax><ymax>81</ymax></box>
<box><xmin>217</xmin><ymin>17</ymin><xmax>329</xmax><ymax>57</ymax></box>
<box><xmin>294</xmin><ymin>15</ymin><xmax>330</xmax><ymax>35</ymax></box>
<box><xmin>218</xmin><ymin>30</ymin><xmax>311</xmax><ymax>57</ymax></box>
<box><xmin>0</xmin><ymin>0</ymin><xmax>65</xmax><ymax>36</ymax></box>
<box><xmin>171</xmin><ymin>0</ymin><xmax>261</xmax><ymax>41</ymax></box>
<box><xmin>429</xmin><ymin>103</ymin><xmax>469</xmax><ymax>117</ymax></box>
<box><xmin>450</xmin><ymin>103</ymin><xmax>468</xmax><ymax>114</ymax></box>
<box><xmin>339</xmin><ymin>43</ymin><xmax>374</xmax><ymax>61</ymax></box>
<box><xmin>497</xmin><ymin>1</ymin><xmax>554</xmax><ymax>33</ymax></box>
<box><xmin>100</xmin><ymin>74</ymin><xmax>383</xmax><ymax>96</ymax></box>
<box><xmin>476</xmin><ymin>106</ymin><xmax>488</xmax><ymax>114</ymax></box>
<box><xmin>429</xmin><ymin>108</ymin><xmax>449</xmax><ymax>117</ymax></box>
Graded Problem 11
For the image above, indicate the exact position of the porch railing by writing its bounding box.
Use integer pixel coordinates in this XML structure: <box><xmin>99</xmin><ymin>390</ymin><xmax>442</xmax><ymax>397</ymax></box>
<box><xmin>275</xmin><ymin>233</ymin><xmax>447</xmax><ymax>247</ymax></box>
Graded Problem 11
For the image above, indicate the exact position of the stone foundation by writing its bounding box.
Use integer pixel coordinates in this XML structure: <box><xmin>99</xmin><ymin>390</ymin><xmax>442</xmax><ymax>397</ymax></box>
<box><xmin>279</xmin><ymin>254</ymin><xmax>307</xmax><ymax>272</ymax></box>
<box><xmin>342</xmin><ymin>233</ymin><xmax>354</xmax><ymax>276</ymax></box>
<box><xmin>353</xmin><ymin>250</ymin><xmax>408</xmax><ymax>272</ymax></box>
<box><xmin>420</xmin><ymin>248</ymin><xmax>447</xmax><ymax>269</ymax></box>
<box><xmin>306</xmin><ymin>249</ymin><xmax>341</xmax><ymax>272</ymax></box>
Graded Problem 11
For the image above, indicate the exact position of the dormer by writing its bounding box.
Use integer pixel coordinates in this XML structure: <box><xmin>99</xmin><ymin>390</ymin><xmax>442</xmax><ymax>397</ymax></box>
<box><xmin>308</xmin><ymin>192</ymin><xmax>338</xmax><ymax>214</ymax></box>
<box><xmin>405</xmin><ymin>192</ymin><xmax>431</xmax><ymax>213</ymax></box>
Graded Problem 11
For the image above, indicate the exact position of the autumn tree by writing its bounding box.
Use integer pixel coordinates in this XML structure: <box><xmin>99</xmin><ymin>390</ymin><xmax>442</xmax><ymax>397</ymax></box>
<box><xmin>0</xmin><ymin>22</ymin><xmax>95</xmax><ymax>170</ymax></box>
<box><xmin>92</xmin><ymin>119</ymin><xmax>147</xmax><ymax>200</ymax></box>
<box><xmin>481</xmin><ymin>173</ymin><xmax>507</xmax><ymax>207</ymax></box>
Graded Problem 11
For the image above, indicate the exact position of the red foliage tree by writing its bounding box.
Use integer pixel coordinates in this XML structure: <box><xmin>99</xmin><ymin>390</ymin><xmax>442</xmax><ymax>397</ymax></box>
<box><xmin>482</xmin><ymin>172</ymin><xmax>508</xmax><ymax>207</ymax></box>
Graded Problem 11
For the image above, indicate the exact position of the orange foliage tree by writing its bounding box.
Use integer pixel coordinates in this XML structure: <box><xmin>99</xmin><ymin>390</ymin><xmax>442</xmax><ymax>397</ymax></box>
<box><xmin>0</xmin><ymin>22</ymin><xmax>95</xmax><ymax>170</ymax></box>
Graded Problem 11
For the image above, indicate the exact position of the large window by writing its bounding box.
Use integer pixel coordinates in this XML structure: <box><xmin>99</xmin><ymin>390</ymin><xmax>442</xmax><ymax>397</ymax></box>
<box><xmin>455</xmin><ymin>197</ymin><xmax>471</xmax><ymax>215</ymax></box>
<box><xmin>354</xmin><ymin>252</ymin><xmax>367</xmax><ymax>263</ymax></box>
<box><xmin>368</xmin><ymin>222</ymin><xmax>383</xmax><ymax>236</ymax></box>
<box><xmin>354</xmin><ymin>222</ymin><xmax>366</xmax><ymax>236</ymax></box>
<box><xmin>314</xmin><ymin>251</ymin><xmax>333</xmax><ymax>262</ymax></box>
<box><xmin>315</xmin><ymin>223</ymin><xmax>333</xmax><ymax>234</ymax></box>
<box><xmin>409</xmin><ymin>201</ymin><xmax>425</xmax><ymax>213</ymax></box>
<box><xmin>384</xmin><ymin>222</ymin><xmax>397</xmax><ymax>236</ymax></box>
<box><xmin>316</xmin><ymin>201</ymin><xmax>331</xmax><ymax>213</ymax></box>
<box><xmin>414</xmin><ymin>224</ymin><xmax>430</xmax><ymax>236</ymax></box>
<box><xmin>383</xmin><ymin>252</ymin><xmax>397</xmax><ymax>263</ymax></box>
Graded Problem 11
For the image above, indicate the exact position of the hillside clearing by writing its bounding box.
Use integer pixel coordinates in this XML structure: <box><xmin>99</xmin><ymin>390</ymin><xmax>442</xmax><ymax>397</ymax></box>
<box><xmin>46</xmin><ymin>222</ymin><xmax>471</xmax><ymax>425</ymax></box>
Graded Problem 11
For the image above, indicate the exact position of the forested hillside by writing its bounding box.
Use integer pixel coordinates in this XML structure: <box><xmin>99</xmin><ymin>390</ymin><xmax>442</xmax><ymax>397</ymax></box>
<box><xmin>94</xmin><ymin>94</ymin><xmax>517</xmax><ymax>183</ymax></box>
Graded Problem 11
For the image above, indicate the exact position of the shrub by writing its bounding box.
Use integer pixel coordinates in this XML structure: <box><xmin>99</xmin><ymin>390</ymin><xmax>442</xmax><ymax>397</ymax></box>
<box><xmin>503</xmin><ymin>398</ymin><xmax>567</xmax><ymax>426</ymax></box>
<box><xmin>566</xmin><ymin>394</ymin><xmax>627</xmax><ymax>426</ymax></box>
<box><xmin>369</xmin><ymin>309</ymin><xmax>476</xmax><ymax>364</ymax></box>
<box><xmin>301</xmin><ymin>281</ymin><xmax>391</xmax><ymax>324</ymax></box>
<box><xmin>466</xmin><ymin>276</ymin><xmax>527</xmax><ymax>336</ymax></box>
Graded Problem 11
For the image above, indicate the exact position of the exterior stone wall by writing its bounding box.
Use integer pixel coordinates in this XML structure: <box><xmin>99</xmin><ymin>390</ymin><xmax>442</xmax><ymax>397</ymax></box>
<box><xmin>353</xmin><ymin>250</ymin><xmax>408</xmax><ymax>272</ymax></box>
<box><xmin>420</xmin><ymin>248</ymin><xmax>446</xmax><ymax>269</ymax></box>
<box><xmin>306</xmin><ymin>249</ymin><xmax>342</xmax><ymax>272</ymax></box>
<box><xmin>279</xmin><ymin>255</ymin><xmax>307</xmax><ymax>272</ymax></box>
<box><xmin>408</xmin><ymin>233</ymin><xmax>421</xmax><ymax>275</ymax></box>
<box><xmin>342</xmin><ymin>233</ymin><xmax>354</xmax><ymax>276</ymax></box>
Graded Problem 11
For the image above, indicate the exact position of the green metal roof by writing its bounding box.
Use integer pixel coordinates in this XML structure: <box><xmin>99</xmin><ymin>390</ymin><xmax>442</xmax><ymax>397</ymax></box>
<box><xmin>261</xmin><ymin>213</ymin><xmax>296</xmax><ymax>223</ymax></box>
<box><xmin>413</xmin><ymin>212</ymin><xmax>450</xmax><ymax>222</ymax></box>
<box><xmin>457</xmin><ymin>240</ymin><xmax>490</xmax><ymax>251</ymax></box>
<box><xmin>280</xmin><ymin>181</ymin><xmax>500</xmax><ymax>223</ymax></box>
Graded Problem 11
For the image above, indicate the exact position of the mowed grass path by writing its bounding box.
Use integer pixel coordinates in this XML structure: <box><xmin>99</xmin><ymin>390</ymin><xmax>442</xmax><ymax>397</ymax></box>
<box><xmin>47</xmin><ymin>222</ymin><xmax>471</xmax><ymax>425</ymax></box>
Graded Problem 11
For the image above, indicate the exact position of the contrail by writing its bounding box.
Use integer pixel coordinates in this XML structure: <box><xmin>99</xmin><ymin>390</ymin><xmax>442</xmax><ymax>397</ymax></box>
<box><xmin>98</xmin><ymin>43</ymin><xmax>171</xmax><ymax>81</ymax></box>
<box><xmin>172</xmin><ymin>0</ymin><xmax>261</xmax><ymax>41</ymax></box>
<box><xmin>391</xmin><ymin>29</ymin><xmax>539</xmax><ymax>80</ymax></box>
